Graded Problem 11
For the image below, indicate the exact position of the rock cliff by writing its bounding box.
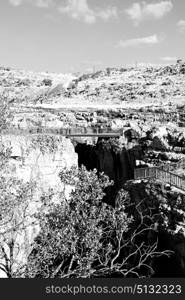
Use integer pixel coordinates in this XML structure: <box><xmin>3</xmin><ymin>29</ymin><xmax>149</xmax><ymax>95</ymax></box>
<box><xmin>0</xmin><ymin>136</ymin><xmax>78</xmax><ymax>277</ymax></box>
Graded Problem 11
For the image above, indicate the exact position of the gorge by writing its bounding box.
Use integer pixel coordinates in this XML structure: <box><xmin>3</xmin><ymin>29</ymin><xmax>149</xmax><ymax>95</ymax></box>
<box><xmin>1</xmin><ymin>62</ymin><xmax>185</xmax><ymax>278</ymax></box>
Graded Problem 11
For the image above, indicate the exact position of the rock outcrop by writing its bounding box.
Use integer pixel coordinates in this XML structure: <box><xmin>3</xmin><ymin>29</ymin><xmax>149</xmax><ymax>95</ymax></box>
<box><xmin>75</xmin><ymin>139</ymin><xmax>143</xmax><ymax>205</ymax></box>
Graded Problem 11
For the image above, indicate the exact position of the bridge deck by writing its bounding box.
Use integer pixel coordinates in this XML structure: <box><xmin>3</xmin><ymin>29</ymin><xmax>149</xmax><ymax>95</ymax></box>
<box><xmin>65</xmin><ymin>133</ymin><xmax>121</xmax><ymax>137</ymax></box>
<box><xmin>2</xmin><ymin>128</ymin><xmax>122</xmax><ymax>137</ymax></box>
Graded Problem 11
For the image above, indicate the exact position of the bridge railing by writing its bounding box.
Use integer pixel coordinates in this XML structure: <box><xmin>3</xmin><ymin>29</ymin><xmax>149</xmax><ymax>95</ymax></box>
<box><xmin>134</xmin><ymin>167</ymin><xmax>158</xmax><ymax>180</ymax></box>
<box><xmin>156</xmin><ymin>168</ymin><xmax>185</xmax><ymax>191</ymax></box>
<box><xmin>1</xmin><ymin>127</ymin><xmax>122</xmax><ymax>137</ymax></box>
<box><xmin>134</xmin><ymin>167</ymin><xmax>185</xmax><ymax>191</ymax></box>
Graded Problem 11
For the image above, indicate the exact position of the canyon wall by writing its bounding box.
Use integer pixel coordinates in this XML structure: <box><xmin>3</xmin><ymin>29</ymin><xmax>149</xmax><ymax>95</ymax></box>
<box><xmin>75</xmin><ymin>139</ymin><xmax>143</xmax><ymax>205</ymax></box>
<box><xmin>0</xmin><ymin>136</ymin><xmax>78</xmax><ymax>277</ymax></box>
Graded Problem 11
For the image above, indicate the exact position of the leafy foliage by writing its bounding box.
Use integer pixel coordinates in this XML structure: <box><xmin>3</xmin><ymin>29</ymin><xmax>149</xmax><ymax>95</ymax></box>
<box><xmin>0</xmin><ymin>139</ymin><xmax>36</xmax><ymax>277</ymax></box>
<box><xmin>28</xmin><ymin>135</ymin><xmax>64</xmax><ymax>155</ymax></box>
<box><xmin>25</xmin><ymin>166</ymin><xmax>170</xmax><ymax>278</ymax></box>
<box><xmin>0</xmin><ymin>143</ymin><xmax>12</xmax><ymax>169</ymax></box>
<box><xmin>0</xmin><ymin>92</ymin><xmax>12</xmax><ymax>133</ymax></box>
<box><xmin>42</xmin><ymin>79</ymin><xmax>52</xmax><ymax>87</ymax></box>
<box><xmin>99</xmin><ymin>138</ymin><xmax>124</xmax><ymax>154</ymax></box>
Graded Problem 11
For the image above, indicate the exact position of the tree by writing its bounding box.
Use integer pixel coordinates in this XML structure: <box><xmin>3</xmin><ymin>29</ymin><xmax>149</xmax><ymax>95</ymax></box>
<box><xmin>42</xmin><ymin>79</ymin><xmax>52</xmax><ymax>87</ymax></box>
<box><xmin>25</xmin><ymin>166</ymin><xmax>171</xmax><ymax>278</ymax></box>
<box><xmin>0</xmin><ymin>177</ymin><xmax>36</xmax><ymax>277</ymax></box>
<box><xmin>0</xmin><ymin>92</ymin><xmax>12</xmax><ymax>133</ymax></box>
<box><xmin>0</xmin><ymin>138</ymin><xmax>37</xmax><ymax>277</ymax></box>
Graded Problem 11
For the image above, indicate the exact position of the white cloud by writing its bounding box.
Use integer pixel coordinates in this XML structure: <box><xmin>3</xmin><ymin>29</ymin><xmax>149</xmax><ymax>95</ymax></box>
<box><xmin>116</xmin><ymin>34</ymin><xmax>162</xmax><ymax>48</ymax></box>
<box><xmin>177</xmin><ymin>20</ymin><xmax>185</xmax><ymax>33</ymax></box>
<box><xmin>96</xmin><ymin>6</ymin><xmax>118</xmax><ymax>22</ymax></box>
<box><xmin>9</xmin><ymin>0</ymin><xmax>118</xmax><ymax>23</ymax></box>
<box><xmin>9</xmin><ymin>0</ymin><xmax>52</xmax><ymax>8</ymax></box>
<box><xmin>33</xmin><ymin>0</ymin><xmax>52</xmax><ymax>8</ymax></box>
<box><xmin>125</xmin><ymin>1</ymin><xmax>173</xmax><ymax>25</ymax></box>
<box><xmin>9</xmin><ymin>0</ymin><xmax>23</xmax><ymax>6</ymax></box>
<box><xmin>58</xmin><ymin>0</ymin><xmax>118</xmax><ymax>24</ymax></box>
<box><xmin>161</xmin><ymin>56</ymin><xmax>177</xmax><ymax>62</ymax></box>
<box><xmin>59</xmin><ymin>0</ymin><xmax>96</xmax><ymax>24</ymax></box>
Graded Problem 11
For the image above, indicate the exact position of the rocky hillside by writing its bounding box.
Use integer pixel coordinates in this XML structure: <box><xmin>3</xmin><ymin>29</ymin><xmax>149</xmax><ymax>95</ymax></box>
<box><xmin>1</xmin><ymin>60</ymin><xmax>185</xmax><ymax>107</ymax></box>
<box><xmin>0</xmin><ymin>60</ymin><xmax>185</xmax><ymax>278</ymax></box>
<box><xmin>0</xmin><ymin>60</ymin><xmax>185</xmax><ymax>136</ymax></box>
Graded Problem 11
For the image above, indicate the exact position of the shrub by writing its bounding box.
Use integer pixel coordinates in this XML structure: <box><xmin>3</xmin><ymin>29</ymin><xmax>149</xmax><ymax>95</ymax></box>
<box><xmin>25</xmin><ymin>166</ymin><xmax>170</xmax><ymax>278</ymax></box>
<box><xmin>0</xmin><ymin>139</ymin><xmax>36</xmax><ymax>277</ymax></box>
<box><xmin>0</xmin><ymin>93</ymin><xmax>12</xmax><ymax>133</ymax></box>
<box><xmin>27</xmin><ymin>135</ymin><xmax>64</xmax><ymax>155</ymax></box>
<box><xmin>0</xmin><ymin>170</ymin><xmax>36</xmax><ymax>277</ymax></box>
<box><xmin>42</xmin><ymin>79</ymin><xmax>52</xmax><ymax>87</ymax></box>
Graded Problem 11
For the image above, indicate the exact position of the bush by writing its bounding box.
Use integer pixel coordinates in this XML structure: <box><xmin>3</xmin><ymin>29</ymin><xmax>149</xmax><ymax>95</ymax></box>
<box><xmin>0</xmin><ymin>140</ymin><xmax>36</xmax><ymax>277</ymax></box>
<box><xmin>27</xmin><ymin>135</ymin><xmax>64</xmax><ymax>155</ymax></box>
<box><xmin>99</xmin><ymin>138</ymin><xmax>124</xmax><ymax>154</ymax></box>
<box><xmin>25</xmin><ymin>166</ymin><xmax>170</xmax><ymax>278</ymax></box>
<box><xmin>0</xmin><ymin>93</ymin><xmax>12</xmax><ymax>133</ymax></box>
<box><xmin>42</xmin><ymin>79</ymin><xmax>52</xmax><ymax>87</ymax></box>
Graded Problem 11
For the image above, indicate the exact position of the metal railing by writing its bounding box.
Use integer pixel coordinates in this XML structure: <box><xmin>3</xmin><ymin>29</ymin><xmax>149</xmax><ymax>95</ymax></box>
<box><xmin>1</xmin><ymin>127</ymin><xmax>122</xmax><ymax>137</ymax></box>
<box><xmin>134</xmin><ymin>166</ymin><xmax>185</xmax><ymax>191</ymax></box>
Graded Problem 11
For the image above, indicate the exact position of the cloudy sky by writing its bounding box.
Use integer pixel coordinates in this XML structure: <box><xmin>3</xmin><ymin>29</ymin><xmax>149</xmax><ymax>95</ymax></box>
<box><xmin>0</xmin><ymin>0</ymin><xmax>185</xmax><ymax>73</ymax></box>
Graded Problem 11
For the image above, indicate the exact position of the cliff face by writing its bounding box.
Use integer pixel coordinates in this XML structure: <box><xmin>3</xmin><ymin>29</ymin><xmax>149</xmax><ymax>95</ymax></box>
<box><xmin>75</xmin><ymin>140</ymin><xmax>143</xmax><ymax>205</ymax></box>
<box><xmin>0</xmin><ymin>136</ymin><xmax>78</xmax><ymax>277</ymax></box>
<box><xmin>1</xmin><ymin>135</ymin><xmax>78</xmax><ymax>194</ymax></box>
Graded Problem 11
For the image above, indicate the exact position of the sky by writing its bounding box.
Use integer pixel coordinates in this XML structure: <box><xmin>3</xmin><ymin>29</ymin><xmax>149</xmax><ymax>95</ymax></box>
<box><xmin>0</xmin><ymin>0</ymin><xmax>185</xmax><ymax>73</ymax></box>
